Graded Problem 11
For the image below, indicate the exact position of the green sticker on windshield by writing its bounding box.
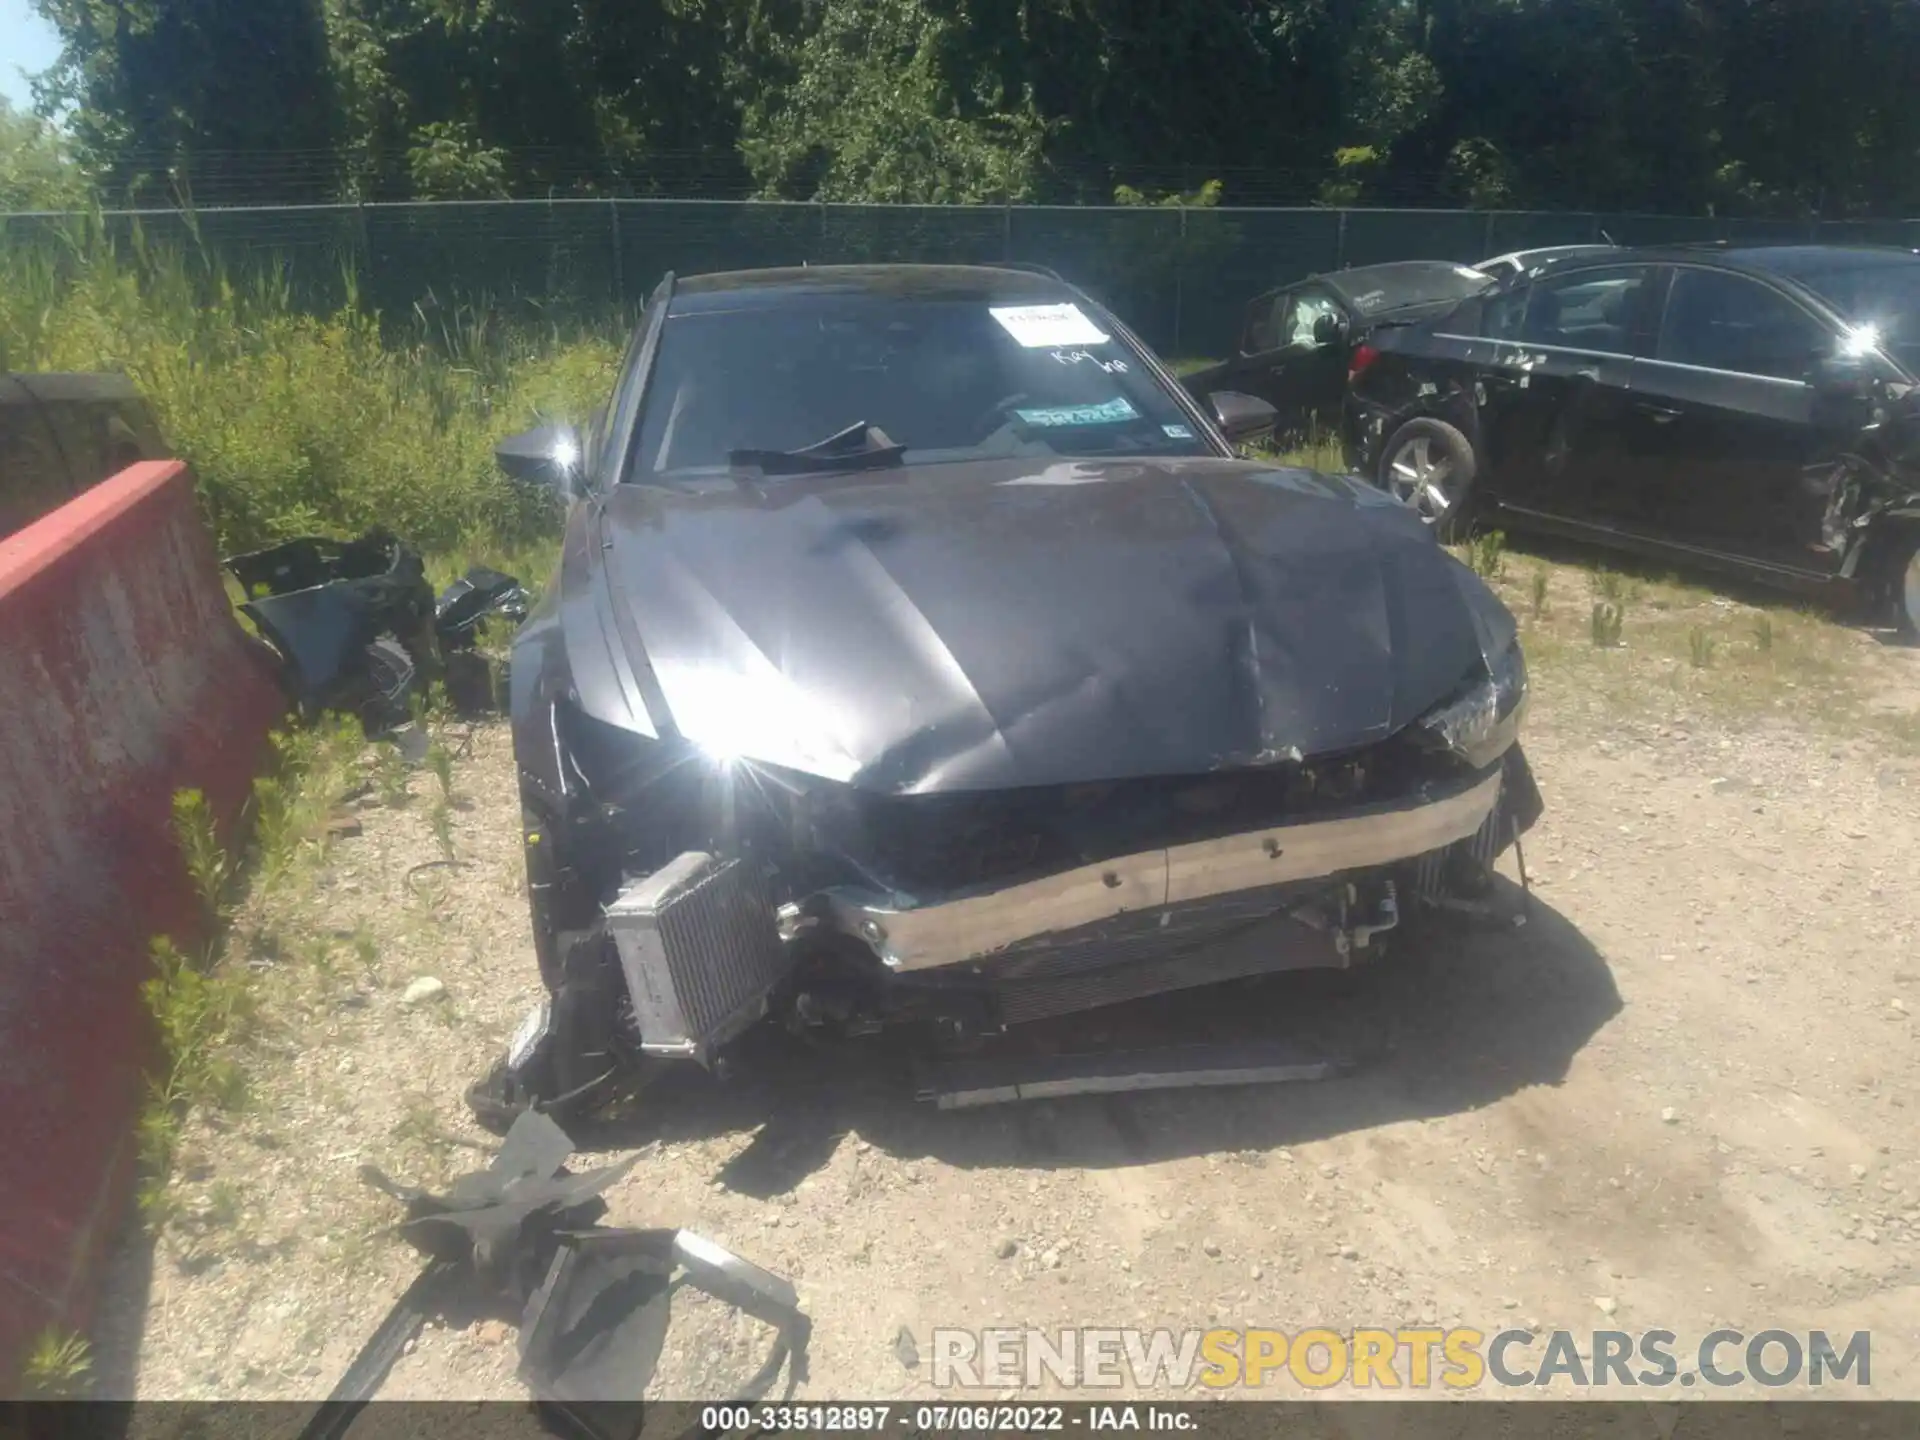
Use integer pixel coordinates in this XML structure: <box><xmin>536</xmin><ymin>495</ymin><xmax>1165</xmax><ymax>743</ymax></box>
<box><xmin>1012</xmin><ymin>396</ymin><xmax>1140</xmax><ymax>428</ymax></box>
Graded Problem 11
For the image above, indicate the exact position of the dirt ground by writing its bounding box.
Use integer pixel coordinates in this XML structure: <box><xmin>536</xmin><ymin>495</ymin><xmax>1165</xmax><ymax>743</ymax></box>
<box><xmin>94</xmin><ymin>565</ymin><xmax>1920</xmax><ymax>1406</ymax></box>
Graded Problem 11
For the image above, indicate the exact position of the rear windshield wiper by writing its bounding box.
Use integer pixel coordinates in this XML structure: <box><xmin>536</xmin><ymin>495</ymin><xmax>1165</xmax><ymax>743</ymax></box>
<box><xmin>730</xmin><ymin>422</ymin><xmax>905</xmax><ymax>475</ymax></box>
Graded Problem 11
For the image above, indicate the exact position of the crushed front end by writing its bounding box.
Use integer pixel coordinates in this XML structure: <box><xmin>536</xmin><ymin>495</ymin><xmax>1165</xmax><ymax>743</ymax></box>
<box><xmin>478</xmin><ymin>630</ymin><xmax>1540</xmax><ymax>1129</ymax></box>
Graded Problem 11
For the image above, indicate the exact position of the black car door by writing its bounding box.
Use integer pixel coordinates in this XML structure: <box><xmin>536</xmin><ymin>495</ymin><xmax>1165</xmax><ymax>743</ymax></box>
<box><xmin>1472</xmin><ymin>264</ymin><xmax>1660</xmax><ymax>522</ymax></box>
<box><xmin>1195</xmin><ymin>284</ymin><xmax>1350</xmax><ymax>438</ymax></box>
<box><xmin>1627</xmin><ymin>265</ymin><xmax>1849</xmax><ymax>572</ymax></box>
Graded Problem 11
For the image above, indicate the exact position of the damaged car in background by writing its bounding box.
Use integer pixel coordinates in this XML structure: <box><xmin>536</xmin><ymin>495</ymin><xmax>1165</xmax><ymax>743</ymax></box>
<box><xmin>1181</xmin><ymin>260</ymin><xmax>1498</xmax><ymax>443</ymax></box>
<box><xmin>473</xmin><ymin>263</ymin><xmax>1543</xmax><ymax>1128</ymax></box>
<box><xmin>1344</xmin><ymin>244</ymin><xmax>1920</xmax><ymax>634</ymax></box>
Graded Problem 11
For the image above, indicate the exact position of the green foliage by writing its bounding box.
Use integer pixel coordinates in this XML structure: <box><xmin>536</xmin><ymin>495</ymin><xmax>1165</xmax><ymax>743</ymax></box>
<box><xmin>1463</xmin><ymin>530</ymin><xmax>1507</xmax><ymax>582</ymax></box>
<box><xmin>0</xmin><ymin>220</ymin><xmax>611</xmax><ymax>554</ymax></box>
<box><xmin>739</xmin><ymin>0</ymin><xmax>1049</xmax><ymax>202</ymax></box>
<box><xmin>407</xmin><ymin>120</ymin><xmax>510</xmax><ymax>200</ymax></box>
<box><xmin>138</xmin><ymin>934</ymin><xmax>253</xmax><ymax>1211</ymax></box>
<box><xmin>1113</xmin><ymin>179</ymin><xmax>1223</xmax><ymax>209</ymax></box>
<box><xmin>1529</xmin><ymin>566</ymin><xmax>1550</xmax><ymax>620</ymax></box>
<box><xmin>429</xmin><ymin>797</ymin><xmax>456</xmax><ymax>861</ymax></box>
<box><xmin>425</xmin><ymin>739</ymin><xmax>455</xmax><ymax>804</ymax></box>
<box><xmin>16</xmin><ymin>0</ymin><xmax>1920</xmax><ymax>214</ymax></box>
<box><xmin>172</xmin><ymin>788</ymin><xmax>231</xmax><ymax>923</ymax></box>
<box><xmin>1316</xmin><ymin>146</ymin><xmax>1381</xmax><ymax>208</ymax></box>
<box><xmin>34</xmin><ymin>0</ymin><xmax>341</xmax><ymax>204</ymax></box>
<box><xmin>1591</xmin><ymin>601</ymin><xmax>1625</xmax><ymax>649</ymax></box>
<box><xmin>0</xmin><ymin>99</ymin><xmax>91</xmax><ymax>210</ymax></box>
<box><xmin>18</xmin><ymin>1327</ymin><xmax>92</xmax><ymax>1398</ymax></box>
<box><xmin>1753</xmin><ymin>614</ymin><xmax>1775</xmax><ymax>653</ymax></box>
<box><xmin>1689</xmin><ymin>627</ymin><xmax>1717</xmax><ymax>668</ymax></box>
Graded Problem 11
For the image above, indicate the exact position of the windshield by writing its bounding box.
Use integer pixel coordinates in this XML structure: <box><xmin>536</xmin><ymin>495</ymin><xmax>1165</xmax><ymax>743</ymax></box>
<box><xmin>632</xmin><ymin>296</ymin><xmax>1212</xmax><ymax>479</ymax></box>
<box><xmin>1784</xmin><ymin>262</ymin><xmax>1920</xmax><ymax>370</ymax></box>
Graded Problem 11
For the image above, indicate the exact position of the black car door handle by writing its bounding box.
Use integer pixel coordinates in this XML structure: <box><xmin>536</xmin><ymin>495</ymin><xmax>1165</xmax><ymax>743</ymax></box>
<box><xmin>1635</xmin><ymin>402</ymin><xmax>1681</xmax><ymax>422</ymax></box>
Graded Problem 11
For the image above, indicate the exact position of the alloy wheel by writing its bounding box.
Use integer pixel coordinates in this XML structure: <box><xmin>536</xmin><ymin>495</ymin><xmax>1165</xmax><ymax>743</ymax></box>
<box><xmin>1386</xmin><ymin>435</ymin><xmax>1455</xmax><ymax>523</ymax></box>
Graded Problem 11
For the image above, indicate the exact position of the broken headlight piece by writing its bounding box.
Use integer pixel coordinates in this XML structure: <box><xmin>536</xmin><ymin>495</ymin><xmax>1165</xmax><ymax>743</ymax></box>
<box><xmin>1413</xmin><ymin>640</ymin><xmax>1528</xmax><ymax>770</ymax></box>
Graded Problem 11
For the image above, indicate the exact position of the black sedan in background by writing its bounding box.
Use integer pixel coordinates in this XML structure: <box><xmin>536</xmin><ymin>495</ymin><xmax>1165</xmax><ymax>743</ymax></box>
<box><xmin>1183</xmin><ymin>260</ymin><xmax>1496</xmax><ymax>441</ymax></box>
<box><xmin>1344</xmin><ymin>245</ymin><xmax>1920</xmax><ymax>634</ymax></box>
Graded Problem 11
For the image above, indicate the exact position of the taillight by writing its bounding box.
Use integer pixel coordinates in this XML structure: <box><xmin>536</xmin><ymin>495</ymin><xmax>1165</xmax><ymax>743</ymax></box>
<box><xmin>1347</xmin><ymin>344</ymin><xmax>1381</xmax><ymax>383</ymax></box>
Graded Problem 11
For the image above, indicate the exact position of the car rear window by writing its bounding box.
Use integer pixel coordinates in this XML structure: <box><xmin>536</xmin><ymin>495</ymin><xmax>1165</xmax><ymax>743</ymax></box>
<box><xmin>1781</xmin><ymin>262</ymin><xmax>1920</xmax><ymax>370</ymax></box>
<box><xmin>1329</xmin><ymin>265</ymin><xmax>1493</xmax><ymax>315</ymax></box>
<box><xmin>632</xmin><ymin>297</ymin><xmax>1211</xmax><ymax>477</ymax></box>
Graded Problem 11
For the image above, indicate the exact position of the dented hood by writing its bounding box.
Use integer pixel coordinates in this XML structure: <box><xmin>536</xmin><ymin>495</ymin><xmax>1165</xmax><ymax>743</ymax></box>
<box><xmin>574</xmin><ymin>456</ymin><xmax>1516</xmax><ymax>794</ymax></box>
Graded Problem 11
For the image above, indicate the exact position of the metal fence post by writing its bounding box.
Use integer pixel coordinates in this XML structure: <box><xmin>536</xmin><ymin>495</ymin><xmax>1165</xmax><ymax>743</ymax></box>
<box><xmin>355</xmin><ymin>199</ymin><xmax>371</xmax><ymax>302</ymax></box>
<box><xmin>1482</xmin><ymin>211</ymin><xmax>1495</xmax><ymax>258</ymax></box>
<box><xmin>1003</xmin><ymin>199</ymin><xmax>1013</xmax><ymax>261</ymax></box>
<box><xmin>610</xmin><ymin>198</ymin><xmax>625</xmax><ymax>309</ymax></box>
<box><xmin>1173</xmin><ymin>205</ymin><xmax>1187</xmax><ymax>356</ymax></box>
<box><xmin>1335</xmin><ymin>209</ymin><xmax>1348</xmax><ymax>270</ymax></box>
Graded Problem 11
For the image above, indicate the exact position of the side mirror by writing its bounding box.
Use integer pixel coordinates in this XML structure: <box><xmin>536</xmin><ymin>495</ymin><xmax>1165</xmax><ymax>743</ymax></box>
<box><xmin>1210</xmin><ymin>391</ymin><xmax>1279</xmax><ymax>444</ymax></box>
<box><xmin>1311</xmin><ymin>313</ymin><xmax>1344</xmax><ymax>348</ymax></box>
<box><xmin>495</xmin><ymin>422</ymin><xmax>584</xmax><ymax>492</ymax></box>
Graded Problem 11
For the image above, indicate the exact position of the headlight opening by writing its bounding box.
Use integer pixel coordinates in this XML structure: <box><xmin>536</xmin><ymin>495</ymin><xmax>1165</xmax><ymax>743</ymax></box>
<box><xmin>1414</xmin><ymin>642</ymin><xmax>1528</xmax><ymax>770</ymax></box>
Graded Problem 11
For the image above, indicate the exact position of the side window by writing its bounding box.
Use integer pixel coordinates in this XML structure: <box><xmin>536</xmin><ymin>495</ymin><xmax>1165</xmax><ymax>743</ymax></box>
<box><xmin>1657</xmin><ymin>269</ymin><xmax>1828</xmax><ymax>381</ymax></box>
<box><xmin>1516</xmin><ymin>266</ymin><xmax>1652</xmax><ymax>353</ymax></box>
<box><xmin>1242</xmin><ymin>294</ymin><xmax>1286</xmax><ymax>354</ymax></box>
<box><xmin>1284</xmin><ymin>290</ymin><xmax>1343</xmax><ymax>348</ymax></box>
<box><xmin>1483</xmin><ymin>286</ymin><xmax>1529</xmax><ymax>339</ymax></box>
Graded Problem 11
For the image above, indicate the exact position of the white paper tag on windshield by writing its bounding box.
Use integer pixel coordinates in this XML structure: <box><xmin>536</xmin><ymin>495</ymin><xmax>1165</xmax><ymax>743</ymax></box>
<box><xmin>990</xmin><ymin>303</ymin><xmax>1110</xmax><ymax>348</ymax></box>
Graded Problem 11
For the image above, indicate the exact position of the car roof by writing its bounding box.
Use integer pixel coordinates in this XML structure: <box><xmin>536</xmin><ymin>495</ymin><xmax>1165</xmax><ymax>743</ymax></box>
<box><xmin>1543</xmin><ymin>242</ymin><xmax>1918</xmax><ymax>275</ymax></box>
<box><xmin>666</xmin><ymin>263</ymin><xmax>1075</xmax><ymax>315</ymax></box>
<box><xmin>1487</xmin><ymin>244</ymin><xmax>1614</xmax><ymax>263</ymax></box>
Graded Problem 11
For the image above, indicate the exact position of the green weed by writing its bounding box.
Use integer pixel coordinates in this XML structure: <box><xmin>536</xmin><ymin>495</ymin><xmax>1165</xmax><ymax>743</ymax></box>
<box><xmin>1591</xmin><ymin>601</ymin><xmax>1625</xmax><ymax>648</ymax></box>
<box><xmin>429</xmin><ymin>798</ymin><xmax>457</xmax><ymax>862</ymax></box>
<box><xmin>426</xmin><ymin>739</ymin><xmax>455</xmax><ymax>805</ymax></box>
<box><xmin>0</xmin><ymin>216</ymin><xmax>610</xmax><ymax>555</ymax></box>
<box><xmin>1753</xmin><ymin>614</ymin><xmax>1775</xmax><ymax>653</ymax></box>
<box><xmin>1689</xmin><ymin>627</ymin><xmax>1717</xmax><ymax>669</ymax></box>
<box><xmin>373</xmin><ymin>744</ymin><xmax>413</xmax><ymax>808</ymax></box>
<box><xmin>171</xmin><ymin>788</ymin><xmax>231</xmax><ymax>924</ymax></box>
<box><xmin>1529</xmin><ymin>566</ymin><xmax>1550</xmax><ymax>620</ymax></box>
<box><xmin>1464</xmin><ymin>530</ymin><xmax>1507</xmax><ymax>582</ymax></box>
<box><xmin>18</xmin><ymin>1327</ymin><xmax>92</xmax><ymax>1398</ymax></box>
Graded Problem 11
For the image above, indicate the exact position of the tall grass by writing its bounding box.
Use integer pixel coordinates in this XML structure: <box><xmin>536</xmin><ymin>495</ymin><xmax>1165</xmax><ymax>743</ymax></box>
<box><xmin>0</xmin><ymin>215</ymin><xmax>618</xmax><ymax>555</ymax></box>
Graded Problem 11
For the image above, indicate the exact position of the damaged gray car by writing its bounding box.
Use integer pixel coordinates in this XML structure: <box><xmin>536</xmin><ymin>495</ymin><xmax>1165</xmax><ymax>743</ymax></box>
<box><xmin>473</xmin><ymin>264</ymin><xmax>1542</xmax><ymax>1128</ymax></box>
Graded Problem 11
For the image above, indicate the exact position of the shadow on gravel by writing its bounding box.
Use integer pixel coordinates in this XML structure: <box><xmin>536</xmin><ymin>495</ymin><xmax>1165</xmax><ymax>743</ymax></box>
<box><xmin>574</xmin><ymin>879</ymin><xmax>1620</xmax><ymax>1197</ymax></box>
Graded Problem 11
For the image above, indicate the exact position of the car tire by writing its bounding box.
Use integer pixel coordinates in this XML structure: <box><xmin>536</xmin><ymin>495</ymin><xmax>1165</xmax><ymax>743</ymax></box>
<box><xmin>1892</xmin><ymin>529</ymin><xmax>1920</xmax><ymax>642</ymax></box>
<box><xmin>1378</xmin><ymin>417</ymin><xmax>1478</xmax><ymax>543</ymax></box>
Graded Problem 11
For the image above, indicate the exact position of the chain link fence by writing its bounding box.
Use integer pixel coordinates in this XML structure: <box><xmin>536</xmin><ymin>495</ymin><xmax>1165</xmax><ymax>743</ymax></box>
<box><xmin>6</xmin><ymin>199</ymin><xmax>1917</xmax><ymax>358</ymax></box>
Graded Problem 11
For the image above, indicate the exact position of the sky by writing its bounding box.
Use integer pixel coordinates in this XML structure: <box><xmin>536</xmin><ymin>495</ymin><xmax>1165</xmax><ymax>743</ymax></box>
<box><xmin>0</xmin><ymin>0</ymin><xmax>59</xmax><ymax>111</ymax></box>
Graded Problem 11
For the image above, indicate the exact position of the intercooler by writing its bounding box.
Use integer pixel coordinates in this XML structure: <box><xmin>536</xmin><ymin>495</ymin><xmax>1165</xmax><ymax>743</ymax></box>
<box><xmin>604</xmin><ymin>851</ymin><xmax>794</xmax><ymax>1065</ymax></box>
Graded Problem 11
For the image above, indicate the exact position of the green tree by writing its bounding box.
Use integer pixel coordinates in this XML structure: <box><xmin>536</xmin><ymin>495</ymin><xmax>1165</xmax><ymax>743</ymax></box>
<box><xmin>0</xmin><ymin>99</ymin><xmax>90</xmax><ymax>210</ymax></box>
<box><xmin>33</xmin><ymin>0</ymin><xmax>343</xmax><ymax>203</ymax></box>
<box><xmin>739</xmin><ymin>0</ymin><xmax>1048</xmax><ymax>203</ymax></box>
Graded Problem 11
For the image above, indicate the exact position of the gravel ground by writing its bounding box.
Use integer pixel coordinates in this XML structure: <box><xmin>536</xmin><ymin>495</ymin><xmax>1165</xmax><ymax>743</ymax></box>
<box><xmin>94</xmin><ymin>638</ymin><xmax>1920</xmax><ymax>1405</ymax></box>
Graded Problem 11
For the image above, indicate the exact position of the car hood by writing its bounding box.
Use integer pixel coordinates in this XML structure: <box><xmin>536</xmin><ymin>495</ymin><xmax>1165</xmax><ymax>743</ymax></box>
<box><xmin>570</xmin><ymin>456</ymin><xmax>1516</xmax><ymax>794</ymax></box>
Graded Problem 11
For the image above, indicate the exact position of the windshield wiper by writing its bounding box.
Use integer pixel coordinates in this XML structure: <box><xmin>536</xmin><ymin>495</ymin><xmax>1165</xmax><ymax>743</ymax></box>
<box><xmin>729</xmin><ymin>421</ymin><xmax>906</xmax><ymax>475</ymax></box>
